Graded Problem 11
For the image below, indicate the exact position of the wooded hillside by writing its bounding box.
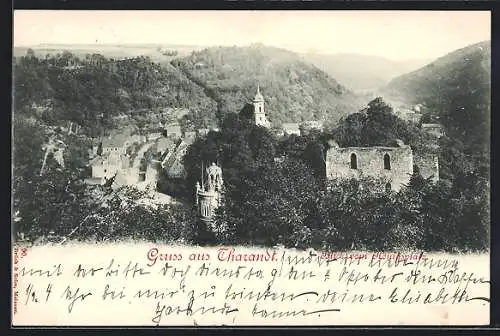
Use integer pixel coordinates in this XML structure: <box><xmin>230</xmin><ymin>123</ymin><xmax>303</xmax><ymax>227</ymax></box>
<box><xmin>171</xmin><ymin>44</ymin><xmax>364</xmax><ymax>126</ymax></box>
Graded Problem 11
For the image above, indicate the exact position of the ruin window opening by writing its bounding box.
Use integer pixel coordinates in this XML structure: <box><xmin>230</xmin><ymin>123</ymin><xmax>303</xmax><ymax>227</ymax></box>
<box><xmin>385</xmin><ymin>183</ymin><xmax>392</xmax><ymax>193</ymax></box>
<box><xmin>384</xmin><ymin>153</ymin><xmax>391</xmax><ymax>170</ymax></box>
<box><xmin>350</xmin><ymin>153</ymin><xmax>358</xmax><ymax>169</ymax></box>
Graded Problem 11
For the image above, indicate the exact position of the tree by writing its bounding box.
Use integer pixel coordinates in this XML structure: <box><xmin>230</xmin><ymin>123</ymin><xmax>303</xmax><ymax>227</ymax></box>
<box><xmin>238</xmin><ymin>103</ymin><xmax>255</xmax><ymax>121</ymax></box>
<box><xmin>26</xmin><ymin>48</ymin><xmax>35</xmax><ymax>58</ymax></box>
<box><xmin>277</xmin><ymin>131</ymin><xmax>326</xmax><ymax>181</ymax></box>
<box><xmin>74</xmin><ymin>186</ymin><xmax>196</xmax><ymax>243</ymax></box>
<box><xmin>332</xmin><ymin>97</ymin><xmax>418</xmax><ymax>148</ymax></box>
<box><xmin>332</xmin><ymin>113</ymin><xmax>365</xmax><ymax>147</ymax></box>
<box><xmin>316</xmin><ymin>177</ymin><xmax>396</xmax><ymax>251</ymax></box>
<box><xmin>408</xmin><ymin>165</ymin><xmax>426</xmax><ymax>191</ymax></box>
<box><xmin>361</xmin><ymin>97</ymin><xmax>407</xmax><ymax>146</ymax></box>
<box><xmin>96</xmin><ymin>141</ymin><xmax>103</xmax><ymax>156</ymax></box>
<box><xmin>182</xmin><ymin>112</ymin><xmax>277</xmax><ymax>201</ymax></box>
<box><xmin>218</xmin><ymin>157</ymin><xmax>320</xmax><ymax>248</ymax></box>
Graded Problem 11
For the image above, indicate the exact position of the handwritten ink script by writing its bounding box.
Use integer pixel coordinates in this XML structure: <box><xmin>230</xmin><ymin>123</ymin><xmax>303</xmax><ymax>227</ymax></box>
<box><xmin>11</xmin><ymin>244</ymin><xmax>489</xmax><ymax>326</ymax></box>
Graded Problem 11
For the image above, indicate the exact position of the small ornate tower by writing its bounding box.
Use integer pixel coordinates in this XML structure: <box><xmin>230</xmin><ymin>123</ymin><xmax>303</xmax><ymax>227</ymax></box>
<box><xmin>195</xmin><ymin>162</ymin><xmax>224</xmax><ymax>228</ymax></box>
<box><xmin>253</xmin><ymin>85</ymin><xmax>270</xmax><ymax>128</ymax></box>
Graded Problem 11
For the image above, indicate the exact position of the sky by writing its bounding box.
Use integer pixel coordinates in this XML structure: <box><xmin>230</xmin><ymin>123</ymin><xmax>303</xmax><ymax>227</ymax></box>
<box><xmin>13</xmin><ymin>10</ymin><xmax>491</xmax><ymax>61</ymax></box>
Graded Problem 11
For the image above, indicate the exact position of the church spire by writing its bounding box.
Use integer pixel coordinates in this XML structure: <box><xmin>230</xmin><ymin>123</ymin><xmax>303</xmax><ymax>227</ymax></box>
<box><xmin>254</xmin><ymin>83</ymin><xmax>264</xmax><ymax>102</ymax></box>
<box><xmin>253</xmin><ymin>83</ymin><xmax>269</xmax><ymax>128</ymax></box>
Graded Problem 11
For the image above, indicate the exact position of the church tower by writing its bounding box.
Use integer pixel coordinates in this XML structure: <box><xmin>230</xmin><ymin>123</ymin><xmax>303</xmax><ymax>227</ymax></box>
<box><xmin>253</xmin><ymin>85</ymin><xmax>270</xmax><ymax>128</ymax></box>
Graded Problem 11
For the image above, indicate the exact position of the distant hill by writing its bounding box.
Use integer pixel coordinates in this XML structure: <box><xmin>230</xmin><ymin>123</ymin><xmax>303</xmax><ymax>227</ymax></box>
<box><xmin>381</xmin><ymin>40</ymin><xmax>490</xmax><ymax>156</ymax></box>
<box><xmin>381</xmin><ymin>41</ymin><xmax>491</xmax><ymax>108</ymax></box>
<box><xmin>171</xmin><ymin>44</ymin><xmax>365</xmax><ymax>126</ymax></box>
<box><xmin>12</xmin><ymin>52</ymin><xmax>217</xmax><ymax>136</ymax></box>
<box><xmin>13</xmin><ymin>44</ymin><xmax>370</xmax><ymax>135</ymax></box>
<box><xmin>13</xmin><ymin>43</ymin><xmax>207</xmax><ymax>65</ymax></box>
<box><xmin>300</xmin><ymin>53</ymin><xmax>431</xmax><ymax>93</ymax></box>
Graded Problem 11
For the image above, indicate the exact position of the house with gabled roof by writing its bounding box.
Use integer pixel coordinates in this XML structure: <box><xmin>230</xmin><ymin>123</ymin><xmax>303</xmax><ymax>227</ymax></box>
<box><xmin>156</xmin><ymin>137</ymin><xmax>176</xmax><ymax>156</ymax></box>
<box><xmin>88</xmin><ymin>147</ymin><xmax>130</xmax><ymax>184</ymax></box>
<box><xmin>422</xmin><ymin>123</ymin><xmax>444</xmax><ymax>138</ymax></box>
<box><xmin>161</xmin><ymin>139</ymin><xmax>190</xmax><ymax>179</ymax></box>
<box><xmin>164</xmin><ymin>123</ymin><xmax>182</xmax><ymax>139</ymax></box>
<box><xmin>300</xmin><ymin>120</ymin><xmax>324</xmax><ymax>135</ymax></box>
<box><xmin>282</xmin><ymin>123</ymin><xmax>301</xmax><ymax>136</ymax></box>
<box><xmin>101</xmin><ymin>134</ymin><xmax>130</xmax><ymax>155</ymax></box>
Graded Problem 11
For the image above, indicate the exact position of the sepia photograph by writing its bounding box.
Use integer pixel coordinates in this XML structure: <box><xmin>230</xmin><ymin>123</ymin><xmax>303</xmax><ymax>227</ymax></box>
<box><xmin>11</xmin><ymin>10</ymin><xmax>491</xmax><ymax>326</ymax></box>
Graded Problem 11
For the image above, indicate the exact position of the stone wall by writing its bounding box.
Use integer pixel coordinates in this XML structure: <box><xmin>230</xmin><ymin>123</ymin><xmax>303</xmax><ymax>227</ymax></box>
<box><xmin>325</xmin><ymin>142</ymin><xmax>414</xmax><ymax>191</ymax></box>
<box><xmin>91</xmin><ymin>153</ymin><xmax>124</xmax><ymax>181</ymax></box>
<box><xmin>414</xmin><ymin>154</ymin><xmax>439</xmax><ymax>182</ymax></box>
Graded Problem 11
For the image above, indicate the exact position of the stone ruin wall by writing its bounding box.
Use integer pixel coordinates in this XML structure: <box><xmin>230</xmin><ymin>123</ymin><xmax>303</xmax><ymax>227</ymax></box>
<box><xmin>414</xmin><ymin>153</ymin><xmax>439</xmax><ymax>183</ymax></box>
<box><xmin>326</xmin><ymin>145</ymin><xmax>414</xmax><ymax>191</ymax></box>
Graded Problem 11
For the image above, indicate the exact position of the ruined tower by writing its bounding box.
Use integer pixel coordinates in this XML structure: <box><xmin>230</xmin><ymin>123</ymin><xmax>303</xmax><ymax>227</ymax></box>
<box><xmin>325</xmin><ymin>140</ymin><xmax>414</xmax><ymax>192</ymax></box>
<box><xmin>325</xmin><ymin>139</ymin><xmax>439</xmax><ymax>192</ymax></box>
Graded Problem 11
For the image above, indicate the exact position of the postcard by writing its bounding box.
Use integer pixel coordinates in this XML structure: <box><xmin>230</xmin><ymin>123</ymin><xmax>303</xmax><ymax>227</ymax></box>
<box><xmin>11</xmin><ymin>10</ymin><xmax>491</xmax><ymax>326</ymax></box>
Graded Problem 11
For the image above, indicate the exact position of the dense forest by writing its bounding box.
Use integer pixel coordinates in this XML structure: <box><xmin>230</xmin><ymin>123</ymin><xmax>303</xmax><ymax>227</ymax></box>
<box><xmin>12</xmin><ymin>42</ymin><xmax>490</xmax><ymax>252</ymax></box>
<box><xmin>13</xmin><ymin>46</ymin><xmax>365</xmax><ymax>134</ymax></box>
<box><xmin>171</xmin><ymin>44</ymin><xmax>364</xmax><ymax>126</ymax></box>
<box><xmin>382</xmin><ymin>40</ymin><xmax>490</xmax><ymax>155</ymax></box>
<box><xmin>12</xmin><ymin>112</ymin><xmax>196</xmax><ymax>243</ymax></box>
<box><xmin>180</xmin><ymin>96</ymin><xmax>489</xmax><ymax>252</ymax></box>
<box><xmin>13</xmin><ymin>49</ymin><xmax>218</xmax><ymax>135</ymax></box>
<box><xmin>382</xmin><ymin>40</ymin><xmax>490</xmax><ymax>223</ymax></box>
<box><xmin>11</xmin><ymin>46</ymin><xmax>359</xmax><ymax>243</ymax></box>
